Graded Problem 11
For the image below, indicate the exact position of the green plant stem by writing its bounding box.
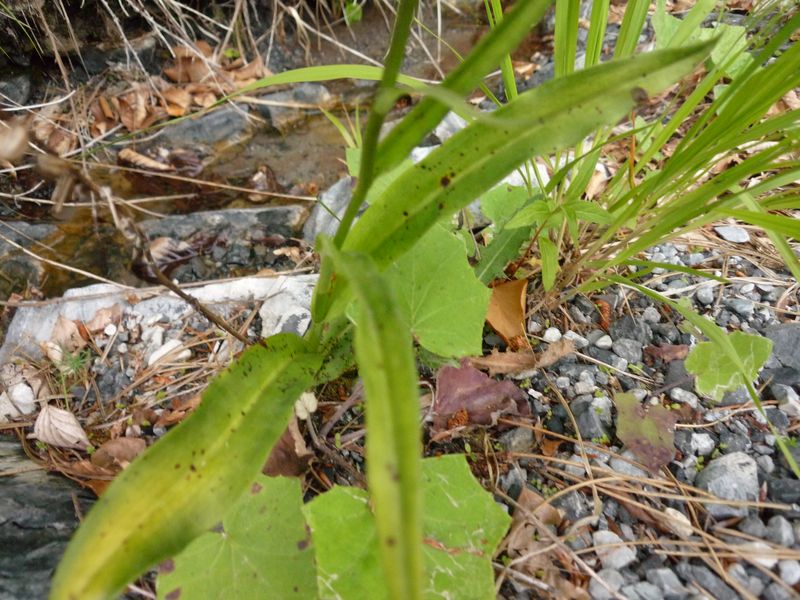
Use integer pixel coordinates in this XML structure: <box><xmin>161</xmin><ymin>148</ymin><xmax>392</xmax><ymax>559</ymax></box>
<box><xmin>333</xmin><ymin>0</ymin><xmax>420</xmax><ymax>248</ymax></box>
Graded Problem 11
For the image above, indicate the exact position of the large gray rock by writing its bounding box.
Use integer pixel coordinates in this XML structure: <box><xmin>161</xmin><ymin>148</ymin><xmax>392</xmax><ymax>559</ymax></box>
<box><xmin>766</xmin><ymin>324</ymin><xmax>800</xmax><ymax>371</ymax></box>
<box><xmin>150</xmin><ymin>104</ymin><xmax>254</xmax><ymax>151</ymax></box>
<box><xmin>0</xmin><ymin>441</ymin><xmax>93</xmax><ymax>599</ymax></box>
<box><xmin>694</xmin><ymin>452</ymin><xmax>759</xmax><ymax>519</ymax></box>
<box><xmin>256</xmin><ymin>83</ymin><xmax>334</xmax><ymax>133</ymax></box>
<box><xmin>141</xmin><ymin>206</ymin><xmax>306</xmax><ymax>240</ymax></box>
<box><xmin>0</xmin><ymin>275</ymin><xmax>318</xmax><ymax>365</ymax></box>
<box><xmin>302</xmin><ymin>177</ymin><xmax>355</xmax><ymax>243</ymax></box>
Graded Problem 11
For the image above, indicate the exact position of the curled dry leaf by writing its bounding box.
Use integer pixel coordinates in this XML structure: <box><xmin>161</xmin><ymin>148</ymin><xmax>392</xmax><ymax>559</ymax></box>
<box><xmin>91</xmin><ymin>437</ymin><xmax>147</xmax><ymax>471</ymax></box>
<box><xmin>118</xmin><ymin>148</ymin><xmax>175</xmax><ymax>172</ymax></box>
<box><xmin>433</xmin><ymin>360</ymin><xmax>530</xmax><ymax>433</ymax></box>
<box><xmin>49</xmin><ymin>315</ymin><xmax>87</xmax><ymax>353</ymax></box>
<box><xmin>263</xmin><ymin>417</ymin><xmax>312</xmax><ymax>477</ymax></box>
<box><xmin>30</xmin><ymin>404</ymin><xmax>90</xmax><ymax>450</ymax></box>
<box><xmin>486</xmin><ymin>279</ymin><xmax>530</xmax><ymax>351</ymax></box>
<box><xmin>84</xmin><ymin>304</ymin><xmax>123</xmax><ymax>334</ymax></box>
<box><xmin>643</xmin><ymin>343</ymin><xmax>689</xmax><ymax>364</ymax></box>
<box><xmin>469</xmin><ymin>338</ymin><xmax>575</xmax><ymax>377</ymax></box>
<box><xmin>0</xmin><ymin>123</ymin><xmax>28</xmax><ymax>163</ymax></box>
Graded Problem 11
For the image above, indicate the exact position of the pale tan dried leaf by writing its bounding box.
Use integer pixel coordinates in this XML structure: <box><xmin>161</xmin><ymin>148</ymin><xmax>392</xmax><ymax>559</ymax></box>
<box><xmin>0</xmin><ymin>123</ymin><xmax>28</xmax><ymax>163</ymax></box>
<box><xmin>117</xmin><ymin>148</ymin><xmax>175</xmax><ymax>172</ymax></box>
<box><xmin>486</xmin><ymin>279</ymin><xmax>530</xmax><ymax>350</ymax></box>
<box><xmin>585</xmin><ymin>168</ymin><xmax>609</xmax><ymax>200</ymax></box>
<box><xmin>468</xmin><ymin>338</ymin><xmax>575</xmax><ymax>376</ymax></box>
<box><xmin>163</xmin><ymin>86</ymin><xmax>192</xmax><ymax>109</ymax></box>
<box><xmin>117</xmin><ymin>91</ymin><xmax>149</xmax><ymax>131</ymax></box>
<box><xmin>98</xmin><ymin>95</ymin><xmax>116</xmax><ymax>119</ymax></box>
<box><xmin>192</xmin><ymin>92</ymin><xmax>217</xmax><ymax>108</ymax></box>
<box><xmin>229</xmin><ymin>56</ymin><xmax>267</xmax><ymax>81</ymax></box>
<box><xmin>196</xmin><ymin>40</ymin><xmax>214</xmax><ymax>57</ymax></box>
<box><xmin>91</xmin><ymin>437</ymin><xmax>146</xmax><ymax>470</ymax></box>
<box><xmin>84</xmin><ymin>304</ymin><xmax>123</xmax><ymax>334</ymax></box>
<box><xmin>46</xmin><ymin>127</ymin><xmax>76</xmax><ymax>156</ymax></box>
<box><xmin>164</xmin><ymin>57</ymin><xmax>213</xmax><ymax>84</ymax></box>
<box><xmin>49</xmin><ymin>315</ymin><xmax>87</xmax><ymax>352</ymax></box>
<box><xmin>30</xmin><ymin>404</ymin><xmax>90</xmax><ymax>449</ymax></box>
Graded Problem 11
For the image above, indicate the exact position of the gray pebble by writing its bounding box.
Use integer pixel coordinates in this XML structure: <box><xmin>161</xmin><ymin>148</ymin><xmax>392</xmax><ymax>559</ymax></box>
<box><xmin>593</xmin><ymin>530</ymin><xmax>637</xmax><ymax>569</ymax></box>
<box><xmin>612</xmin><ymin>338</ymin><xmax>643</xmax><ymax>363</ymax></box>
<box><xmin>763</xmin><ymin>582</ymin><xmax>794</xmax><ymax>600</ymax></box>
<box><xmin>715</xmin><ymin>225</ymin><xmax>750</xmax><ymax>243</ymax></box>
<box><xmin>589</xmin><ymin>568</ymin><xmax>625</xmax><ymax>600</ymax></box>
<box><xmin>779</xmin><ymin>560</ymin><xmax>800</xmax><ymax>586</ymax></box>
<box><xmin>669</xmin><ymin>387</ymin><xmax>699</xmax><ymax>410</ymax></box>
<box><xmin>498</xmin><ymin>427</ymin><xmax>533</xmax><ymax>454</ymax></box>
<box><xmin>642</xmin><ymin>306</ymin><xmax>661</xmax><ymax>323</ymax></box>
<box><xmin>766</xmin><ymin>515</ymin><xmax>795</xmax><ymax>547</ymax></box>
<box><xmin>725</xmin><ymin>297</ymin><xmax>755</xmax><ymax>319</ymax></box>
<box><xmin>647</xmin><ymin>568</ymin><xmax>687</xmax><ymax>596</ymax></box>
<box><xmin>695</xmin><ymin>452</ymin><xmax>759</xmax><ymax>519</ymax></box>
<box><xmin>690</xmin><ymin>433</ymin><xmax>715</xmax><ymax>456</ymax></box>
<box><xmin>564</xmin><ymin>330</ymin><xmax>589</xmax><ymax>349</ymax></box>
<box><xmin>695</xmin><ymin>286</ymin><xmax>715</xmax><ymax>305</ymax></box>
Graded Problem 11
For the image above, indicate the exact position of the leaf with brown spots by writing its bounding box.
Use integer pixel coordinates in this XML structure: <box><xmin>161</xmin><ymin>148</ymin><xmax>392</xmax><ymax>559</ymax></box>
<box><xmin>614</xmin><ymin>392</ymin><xmax>678</xmax><ymax>475</ymax></box>
<box><xmin>157</xmin><ymin>475</ymin><xmax>315</xmax><ymax>599</ymax></box>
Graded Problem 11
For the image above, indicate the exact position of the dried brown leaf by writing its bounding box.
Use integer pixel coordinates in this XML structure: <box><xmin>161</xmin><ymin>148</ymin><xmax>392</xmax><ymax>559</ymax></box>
<box><xmin>615</xmin><ymin>392</ymin><xmax>678</xmax><ymax>474</ymax></box>
<box><xmin>469</xmin><ymin>339</ymin><xmax>575</xmax><ymax>376</ymax></box>
<box><xmin>486</xmin><ymin>279</ymin><xmax>530</xmax><ymax>350</ymax></box>
<box><xmin>30</xmin><ymin>404</ymin><xmax>90</xmax><ymax>450</ymax></box>
<box><xmin>643</xmin><ymin>344</ymin><xmax>689</xmax><ymax>364</ymax></box>
<box><xmin>118</xmin><ymin>148</ymin><xmax>175</xmax><ymax>172</ymax></box>
<box><xmin>433</xmin><ymin>360</ymin><xmax>529</xmax><ymax>432</ymax></box>
<box><xmin>91</xmin><ymin>437</ymin><xmax>146</xmax><ymax>470</ymax></box>
<box><xmin>84</xmin><ymin>304</ymin><xmax>123</xmax><ymax>334</ymax></box>
<box><xmin>49</xmin><ymin>315</ymin><xmax>87</xmax><ymax>352</ymax></box>
<box><xmin>263</xmin><ymin>417</ymin><xmax>312</xmax><ymax>477</ymax></box>
<box><xmin>0</xmin><ymin>123</ymin><xmax>28</xmax><ymax>163</ymax></box>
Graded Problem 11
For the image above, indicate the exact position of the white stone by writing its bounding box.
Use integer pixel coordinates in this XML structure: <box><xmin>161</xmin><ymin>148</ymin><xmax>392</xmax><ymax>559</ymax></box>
<box><xmin>690</xmin><ymin>433</ymin><xmax>716</xmax><ymax>456</ymax></box>
<box><xmin>147</xmin><ymin>339</ymin><xmax>191</xmax><ymax>367</ymax></box>
<box><xmin>593</xmin><ymin>530</ymin><xmax>637</xmax><ymax>570</ymax></box>
<box><xmin>0</xmin><ymin>382</ymin><xmax>36</xmax><ymax>421</ymax></box>
<box><xmin>543</xmin><ymin>327</ymin><xmax>562</xmax><ymax>343</ymax></box>
<box><xmin>594</xmin><ymin>334</ymin><xmax>613</xmax><ymax>349</ymax></box>
<box><xmin>103</xmin><ymin>323</ymin><xmax>117</xmax><ymax>337</ymax></box>
<box><xmin>714</xmin><ymin>225</ymin><xmax>750</xmax><ymax>243</ymax></box>
<box><xmin>664</xmin><ymin>507</ymin><xmax>693</xmax><ymax>538</ymax></box>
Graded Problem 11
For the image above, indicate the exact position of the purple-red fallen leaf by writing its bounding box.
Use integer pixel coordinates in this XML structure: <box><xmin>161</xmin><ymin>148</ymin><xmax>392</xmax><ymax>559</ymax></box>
<box><xmin>643</xmin><ymin>344</ymin><xmax>689</xmax><ymax>365</ymax></box>
<box><xmin>433</xmin><ymin>360</ymin><xmax>529</xmax><ymax>432</ymax></box>
<box><xmin>615</xmin><ymin>392</ymin><xmax>678</xmax><ymax>475</ymax></box>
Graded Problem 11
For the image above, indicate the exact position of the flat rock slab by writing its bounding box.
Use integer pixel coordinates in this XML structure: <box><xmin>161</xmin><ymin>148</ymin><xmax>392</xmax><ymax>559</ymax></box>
<box><xmin>0</xmin><ymin>275</ymin><xmax>318</xmax><ymax>365</ymax></box>
<box><xmin>0</xmin><ymin>441</ymin><xmax>93</xmax><ymax>599</ymax></box>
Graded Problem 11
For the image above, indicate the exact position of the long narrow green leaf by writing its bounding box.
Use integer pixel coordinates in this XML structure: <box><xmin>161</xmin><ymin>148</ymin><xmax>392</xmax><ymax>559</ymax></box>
<box><xmin>374</xmin><ymin>0</ymin><xmax>553</xmax><ymax>175</ymax></box>
<box><xmin>345</xmin><ymin>43</ymin><xmax>713</xmax><ymax>267</ymax></box>
<box><xmin>320</xmin><ymin>238</ymin><xmax>423</xmax><ymax>600</ymax></box>
<box><xmin>554</xmin><ymin>0</ymin><xmax>580</xmax><ymax>78</ymax></box>
<box><xmin>614</xmin><ymin>0</ymin><xmax>649</xmax><ymax>59</ymax></box>
<box><xmin>584</xmin><ymin>0</ymin><xmax>609</xmax><ymax>68</ymax></box>
<box><xmin>51</xmin><ymin>335</ymin><xmax>321</xmax><ymax>600</ymax></box>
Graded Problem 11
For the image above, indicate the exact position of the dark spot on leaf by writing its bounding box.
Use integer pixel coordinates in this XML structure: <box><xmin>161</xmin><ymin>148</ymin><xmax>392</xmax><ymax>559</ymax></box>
<box><xmin>158</xmin><ymin>559</ymin><xmax>175</xmax><ymax>574</ymax></box>
<box><xmin>251</xmin><ymin>482</ymin><xmax>263</xmax><ymax>494</ymax></box>
<box><xmin>297</xmin><ymin>539</ymin><xmax>309</xmax><ymax>550</ymax></box>
<box><xmin>174</xmin><ymin>463</ymin><xmax>181</xmax><ymax>470</ymax></box>
<box><xmin>190</xmin><ymin>464</ymin><xmax>197</xmax><ymax>472</ymax></box>
<box><xmin>166</xmin><ymin>588</ymin><xmax>182</xmax><ymax>600</ymax></box>
<box><xmin>386</xmin><ymin>537</ymin><xmax>396</xmax><ymax>547</ymax></box>
<box><xmin>294</xmin><ymin>586</ymin><xmax>299</xmax><ymax>592</ymax></box>
<box><xmin>402</xmin><ymin>211</ymin><xmax>409</xmax><ymax>217</ymax></box>
<box><xmin>631</xmin><ymin>86</ymin><xmax>648</xmax><ymax>106</ymax></box>
<box><xmin>440</xmin><ymin>175</ymin><xmax>450</xmax><ymax>187</ymax></box>
<box><xmin>438</xmin><ymin>203</ymin><xmax>444</xmax><ymax>210</ymax></box>
<box><xmin>211</xmin><ymin>522</ymin><xmax>225</xmax><ymax>534</ymax></box>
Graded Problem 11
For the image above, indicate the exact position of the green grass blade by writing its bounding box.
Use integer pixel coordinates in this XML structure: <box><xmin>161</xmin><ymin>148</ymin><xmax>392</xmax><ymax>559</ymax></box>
<box><xmin>554</xmin><ymin>0</ymin><xmax>580</xmax><ymax>78</ymax></box>
<box><xmin>374</xmin><ymin>0</ymin><xmax>553</xmax><ymax>175</ymax></box>
<box><xmin>51</xmin><ymin>336</ymin><xmax>321</xmax><ymax>600</ymax></box>
<box><xmin>320</xmin><ymin>238</ymin><xmax>423</xmax><ymax>600</ymax></box>
<box><xmin>614</xmin><ymin>0</ymin><xmax>649</xmax><ymax>59</ymax></box>
<box><xmin>584</xmin><ymin>0</ymin><xmax>609</xmax><ymax>68</ymax></box>
<box><xmin>345</xmin><ymin>42</ymin><xmax>713</xmax><ymax>267</ymax></box>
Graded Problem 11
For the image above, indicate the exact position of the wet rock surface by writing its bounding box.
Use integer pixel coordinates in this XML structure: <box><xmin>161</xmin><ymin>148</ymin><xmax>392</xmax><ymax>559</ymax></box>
<box><xmin>0</xmin><ymin>441</ymin><xmax>93</xmax><ymax>600</ymax></box>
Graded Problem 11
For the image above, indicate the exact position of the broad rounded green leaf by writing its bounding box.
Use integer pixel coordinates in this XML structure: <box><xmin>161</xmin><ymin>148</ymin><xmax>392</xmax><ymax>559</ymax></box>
<box><xmin>685</xmin><ymin>331</ymin><xmax>773</xmax><ymax>402</ymax></box>
<box><xmin>385</xmin><ymin>224</ymin><xmax>492</xmax><ymax>357</ymax></box>
<box><xmin>303</xmin><ymin>456</ymin><xmax>511</xmax><ymax>600</ymax></box>
<box><xmin>157</xmin><ymin>476</ymin><xmax>315</xmax><ymax>599</ymax></box>
<box><xmin>52</xmin><ymin>335</ymin><xmax>321</xmax><ymax>600</ymax></box>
